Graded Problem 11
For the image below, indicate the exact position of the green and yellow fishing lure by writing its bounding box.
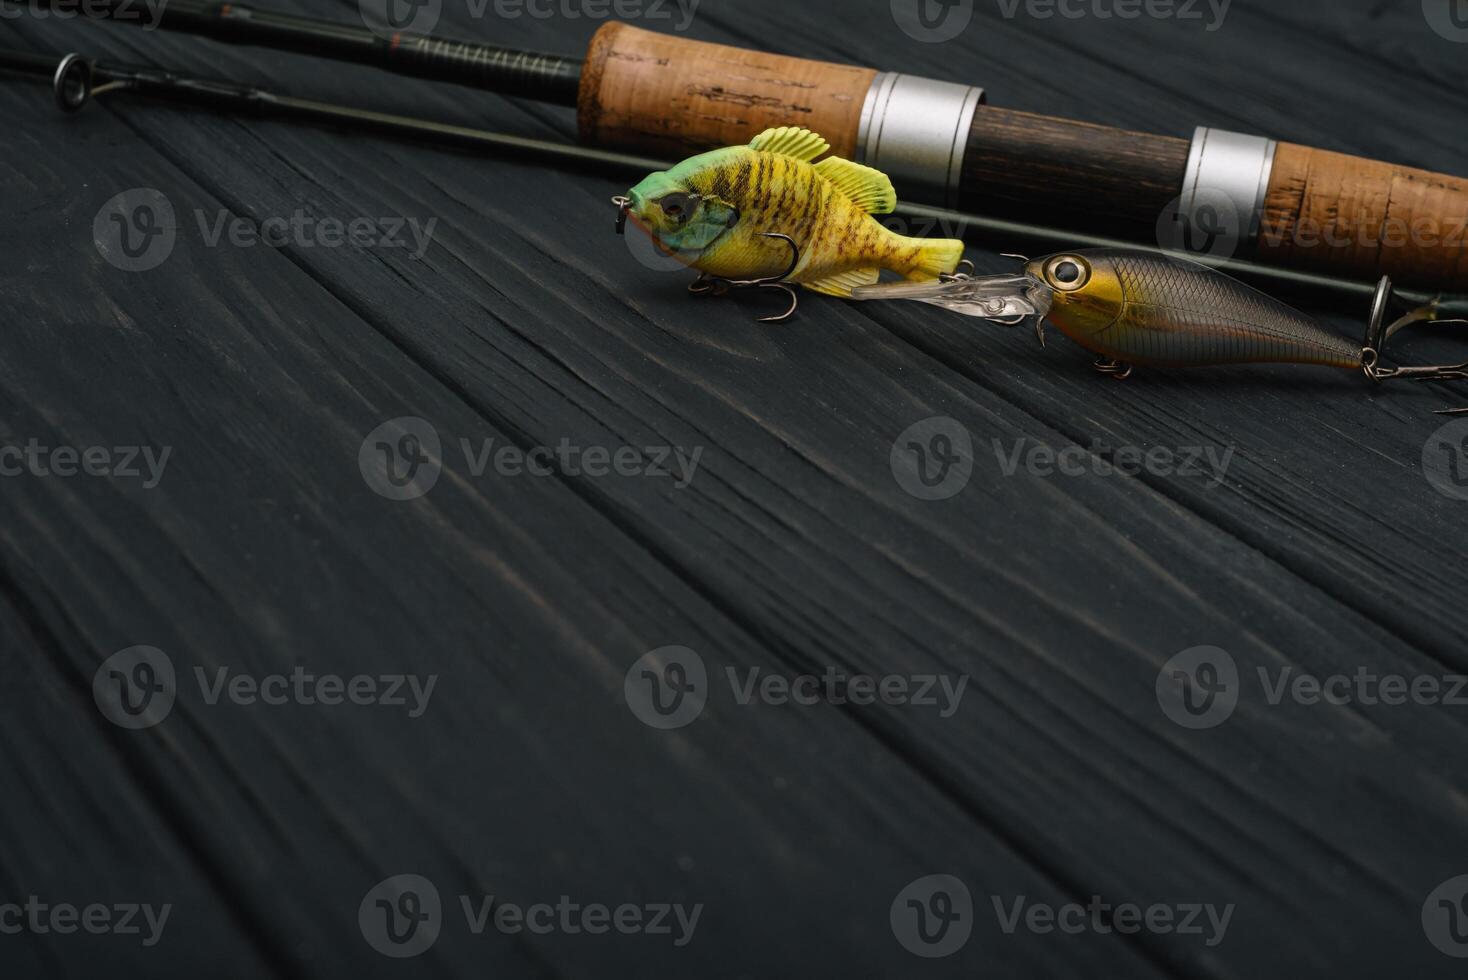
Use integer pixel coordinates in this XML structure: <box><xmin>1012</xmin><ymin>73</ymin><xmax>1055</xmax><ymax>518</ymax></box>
<box><xmin>618</xmin><ymin>126</ymin><xmax>964</xmax><ymax>297</ymax></box>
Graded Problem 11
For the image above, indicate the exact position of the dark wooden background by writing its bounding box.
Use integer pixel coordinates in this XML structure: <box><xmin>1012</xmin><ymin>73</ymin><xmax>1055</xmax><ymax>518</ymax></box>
<box><xmin>3</xmin><ymin>0</ymin><xmax>1468</xmax><ymax>976</ymax></box>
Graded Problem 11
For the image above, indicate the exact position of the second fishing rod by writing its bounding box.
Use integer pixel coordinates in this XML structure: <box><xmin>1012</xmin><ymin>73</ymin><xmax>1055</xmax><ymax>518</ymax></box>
<box><xmin>18</xmin><ymin>0</ymin><xmax>1468</xmax><ymax>293</ymax></box>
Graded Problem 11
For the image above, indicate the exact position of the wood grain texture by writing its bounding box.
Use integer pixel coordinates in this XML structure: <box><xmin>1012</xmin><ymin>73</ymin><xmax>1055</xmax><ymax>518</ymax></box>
<box><xmin>959</xmin><ymin>106</ymin><xmax>1191</xmax><ymax>234</ymax></box>
<box><xmin>3</xmin><ymin>1</ymin><xmax>1468</xmax><ymax>978</ymax></box>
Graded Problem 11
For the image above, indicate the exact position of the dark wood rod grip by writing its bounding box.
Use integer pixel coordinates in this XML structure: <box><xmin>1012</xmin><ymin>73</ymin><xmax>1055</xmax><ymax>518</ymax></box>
<box><xmin>958</xmin><ymin>107</ymin><xmax>1190</xmax><ymax>237</ymax></box>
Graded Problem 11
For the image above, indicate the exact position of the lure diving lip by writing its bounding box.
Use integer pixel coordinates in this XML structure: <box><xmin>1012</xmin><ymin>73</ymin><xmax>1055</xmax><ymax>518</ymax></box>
<box><xmin>849</xmin><ymin>271</ymin><xmax>1052</xmax><ymax>324</ymax></box>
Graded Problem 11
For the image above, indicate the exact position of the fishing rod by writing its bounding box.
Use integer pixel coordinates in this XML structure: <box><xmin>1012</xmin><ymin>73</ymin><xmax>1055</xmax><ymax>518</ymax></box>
<box><xmin>0</xmin><ymin>46</ymin><xmax>665</xmax><ymax>169</ymax></box>
<box><xmin>5</xmin><ymin>43</ymin><xmax>1467</xmax><ymax>322</ymax></box>
<box><xmin>10</xmin><ymin>0</ymin><xmax>1468</xmax><ymax>297</ymax></box>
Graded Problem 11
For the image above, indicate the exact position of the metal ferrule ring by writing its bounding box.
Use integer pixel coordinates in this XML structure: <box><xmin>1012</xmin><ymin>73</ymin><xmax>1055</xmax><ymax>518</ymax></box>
<box><xmin>856</xmin><ymin>72</ymin><xmax>985</xmax><ymax>208</ymax></box>
<box><xmin>1179</xmin><ymin>126</ymin><xmax>1279</xmax><ymax>251</ymax></box>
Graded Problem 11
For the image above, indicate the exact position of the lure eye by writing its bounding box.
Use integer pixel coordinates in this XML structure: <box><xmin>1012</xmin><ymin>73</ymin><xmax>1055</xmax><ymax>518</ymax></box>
<box><xmin>1044</xmin><ymin>255</ymin><xmax>1091</xmax><ymax>291</ymax></box>
<box><xmin>658</xmin><ymin>193</ymin><xmax>699</xmax><ymax>223</ymax></box>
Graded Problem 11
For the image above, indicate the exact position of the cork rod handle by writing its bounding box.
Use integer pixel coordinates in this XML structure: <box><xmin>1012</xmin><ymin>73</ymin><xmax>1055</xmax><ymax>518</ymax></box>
<box><xmin>1259</xmin><ymin>144</ymin><xmax>1468</xmax><ymax>291</ymax></box>
<box><xmin>577</xmin><ymin>22</ymin><xmax>876</xmax><ymax>159</ymax></box>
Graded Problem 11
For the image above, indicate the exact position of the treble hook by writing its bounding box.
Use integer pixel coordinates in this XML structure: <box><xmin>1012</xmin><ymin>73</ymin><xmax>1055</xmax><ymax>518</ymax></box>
<box><xmin>1360</xmin><ymin>275</ymin><xmax>1468</xmax><ymax>414</ymax></box>
<box><xmin>686</xmin><ymin>232</ymin><xmax>801</xmax><ymax>324</ymax></box>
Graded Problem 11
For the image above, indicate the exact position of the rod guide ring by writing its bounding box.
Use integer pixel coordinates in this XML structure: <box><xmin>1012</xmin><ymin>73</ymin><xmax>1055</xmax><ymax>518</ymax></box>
<box><xmin>52</xmin><ymin>53</ymin><xmax>91</xmax><ymax>113</ymax></box>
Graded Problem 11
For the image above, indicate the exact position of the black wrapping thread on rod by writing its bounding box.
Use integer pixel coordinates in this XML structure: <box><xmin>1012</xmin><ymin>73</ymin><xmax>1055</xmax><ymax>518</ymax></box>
<box><xmin>3</xmin><ymin>46</ymin><xmax>1465</xmax><ymax>318</ymax></box>
<box><xmin>6</xmin><ymin>0</ymin><xmax>585</xmax><ymax>104</ymax></box>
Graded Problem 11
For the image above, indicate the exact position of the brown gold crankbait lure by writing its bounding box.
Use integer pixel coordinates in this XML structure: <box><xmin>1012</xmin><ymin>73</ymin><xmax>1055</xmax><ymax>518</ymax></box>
<box><xmin>854</xmin><ymin>248</ymin><xmax>1468</xmax><ymax>414</ymax></box>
